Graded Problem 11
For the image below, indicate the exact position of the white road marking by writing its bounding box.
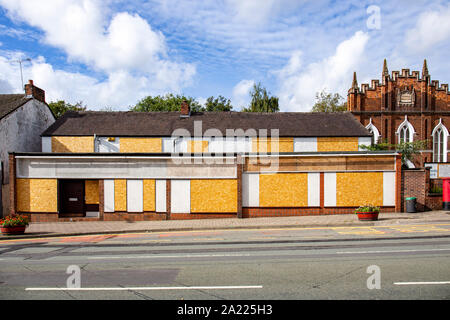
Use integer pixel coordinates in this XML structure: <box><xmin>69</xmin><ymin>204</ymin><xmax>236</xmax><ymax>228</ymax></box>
<box><xmin>394</xmin><ymin>281</ymin><xmax>450</xmax><ymax>285</ymax></box>
<box><xmin>336</xmin><ymin>248</ymin><xmax>450</xmax><ymax>254</ymax></box>
<box><xmin>88</xmin><ymin>253</ymin><xmax>253</xmax><ymax>260</ymax></box>
<box><xmin>25</xmin><ymin>285</ymin><xmax>263</xmax><ymax>291</ymax></box>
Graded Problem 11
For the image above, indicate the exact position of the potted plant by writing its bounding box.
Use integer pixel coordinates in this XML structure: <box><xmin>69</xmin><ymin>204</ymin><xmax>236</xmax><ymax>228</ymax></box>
<box><xmin>355</xmin><ymin>205</ymin><xmax>380</xmax><ymax>221</ymax></box>
<box><xmin>0</xmin><ymin>214</ymin><xmax>29</xmax><ymax>235</ymax></box>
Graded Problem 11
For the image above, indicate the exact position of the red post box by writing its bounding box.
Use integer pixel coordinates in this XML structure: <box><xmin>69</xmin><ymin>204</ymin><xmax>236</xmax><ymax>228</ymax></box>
<box><xmin>443</xmin><ymin>178</ymin><xmax>450</xmax><ymax>210</ymax></box>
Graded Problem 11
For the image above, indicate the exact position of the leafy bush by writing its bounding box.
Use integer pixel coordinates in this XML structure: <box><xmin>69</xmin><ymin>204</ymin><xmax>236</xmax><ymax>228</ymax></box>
<box><xmin>0</xmin><ymin>214</ymin><xmax>29</xmax><ymax>227</ymax></box>
<box><xmin>430</xmin><ymin>186</ymin><xmax>443</xmax><ymax>194</ymax></box>
<box><xmin>354</xmin><ymin>205</ymin><xmax>380</xmax><ymax>214</ymax></box>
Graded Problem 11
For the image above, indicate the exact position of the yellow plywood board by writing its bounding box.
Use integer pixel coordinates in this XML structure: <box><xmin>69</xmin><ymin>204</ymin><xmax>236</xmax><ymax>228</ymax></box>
<box><xmin>143</xmin><ymin>179</ymin><xmax>156</xmax><ymax>212</ymax></box>
<box><xmin>114</xmin><ymin>179</ymin><xmax>127</xmax><ymax>211</ymax></box>
<box><xmin>85</xmin><ymin>180</ymin><xmax>99</xmax><ymax>204</ymax></box>
<box><xmin>259</xmin><ymin>173</ymin><xmax>308</xmax><ymax>207</ymax></box>
<box><xmin>336</xmin><ymin>172</ymin><xmax>383</xmax><ymax>207</ymax></box>
<box><xmin>16</xmin><ymin>179</ymin><xmax>58</xmax><ymax>212</ymax></box>
<box><xmin>190</xmin><ymin>179</ymin><xmax>237</xmax><ymax>213</ymax></box>
<box><xmin>52</xmin><ymin>136</ymin><xmax>94</xmax><ymax>153</ymax></box>
<box><xmin>120</xmin><ymin>138</ymin><xmax>162</xmax><ymax>153</ymax></box>
<box><xmin>251</xmin><ymin>138</ymin><xmax>293</xmax><ymax>153</ymax></box>
<box><xmin>187</xmin><ymin>140</ymin><xmax>209</xmax><ymax>153</ymax></box>
<box><xmin>317</xmin><ymin>137</ymin><xmax>359</xmax><ymax>152</ymax></box>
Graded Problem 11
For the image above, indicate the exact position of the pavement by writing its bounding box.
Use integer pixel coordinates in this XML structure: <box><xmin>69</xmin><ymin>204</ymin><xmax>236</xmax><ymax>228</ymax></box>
<box><xmin>1</xmin><ymin>210</ymin><xmax>450</xmax><ymax>240</ymax></box>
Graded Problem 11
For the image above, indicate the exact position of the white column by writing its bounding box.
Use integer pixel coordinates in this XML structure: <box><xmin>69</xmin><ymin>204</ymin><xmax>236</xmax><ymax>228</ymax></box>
<box><xmin>307</xmin><ymin>172</ymin><xmax>320</xmax><ymax>207</ymax></box>
<box><xmin>383</xmin><ymin>172</ymin><xmax>395</xmax><ymax>206</ymax></box>
<box><xmin>104</xmin><ymin>179</ymin><xmax>115</xmax><ymax>212</ymax></box>
<box><xmin>155</xmin><ymin>180</ymin><xmax>167</xmax><ymax>212</ymax></box>
<box><xmin>242</xmin><ymin>173</ymin><xmax>259</xmax><ymax>207</ymax></box>
<box><xmin>324</xmin><ymin>172</ymin><xmax>336</xmax><ymax>207</ymax></box>
<box><xmin>127</xmin><ymin>180</ymin><xmax>143</xmax><ymax>212</ymax></box>
<box><xmin>171</xmin><ymin>180</ymin><xmax>190</xmax><ymax>213</ymax></box>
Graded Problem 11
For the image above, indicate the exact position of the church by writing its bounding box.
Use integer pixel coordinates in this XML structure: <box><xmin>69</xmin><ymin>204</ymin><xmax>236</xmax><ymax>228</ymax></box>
<box><xmin>347</xmin><ymin>59</ymin><xmax>450</xmax><ymax>169</ymax></box>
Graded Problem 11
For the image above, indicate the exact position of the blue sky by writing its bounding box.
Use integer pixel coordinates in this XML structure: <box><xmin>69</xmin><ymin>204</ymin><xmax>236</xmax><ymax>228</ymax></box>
<box><xmin>0</xmin><ymin>0</ymin><xmax>449</xmax><ymax>111</ymax></box>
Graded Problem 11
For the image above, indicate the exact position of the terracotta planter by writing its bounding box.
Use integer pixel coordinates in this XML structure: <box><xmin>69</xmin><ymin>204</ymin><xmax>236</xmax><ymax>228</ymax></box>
<box><xmin>1</xmin><ymin>226</ymin><xmax>27</xmax><ymax>235</ymax></box>
<box><xmin>356</xmin><ymin>212</ymin><xmax>379</xmax><ymax>221</ymax></box>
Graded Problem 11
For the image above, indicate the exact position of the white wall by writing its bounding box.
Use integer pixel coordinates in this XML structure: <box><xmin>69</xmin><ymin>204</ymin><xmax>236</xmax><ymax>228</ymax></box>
<box><xmin>242</xmin><ymin>173</ymin><xmax>259</xmax><ymax>207</ymax></box>
<box><xmin>307</xmin><ymin>172</ymin><xmax>320</xmax><ymax>207</ymax></box>
<box><xmin>98</xmin><ymin>137</ymin><xmax>120</xmax><ymax>152</ymax></box>
<box><xmin>171</xmin><ymin>180</ymin><xmax>190</xmax><ymax>213</ymax></box>
<box><xmin>42</xmin><ymin>137</ymin><xmax>52</xmax><ymax>152</ymax></box>
<box><xmin>0</xmin><ymin>99</ymin><xmax>55</xmax><ymax>216</ymax></box>
<box><xmin>294</xmin><ymin>138</ymin><xmax>317</xmax><ymax>152</ymax></box>
<box><xmin>155</xmin><ymin>180</ymin><xmax>167</xmax><ymax>212</ymax></box>
<box><xmin>324</xmin><ymin>172</ymin><xmax>336</xmax><ymax>207</ymax></box>
<box><xmin>127</xmin><ymin>180</ymin><xmax>143</xmax><ymax>212</ymax></box>
<box><xmin>383</xmin><ymin>172</ymin><xmax>396</xmax><ymax>206</ymax></box>
<box><xmin>358</xmin><ymin>137</ymin><xmax>372</xmax><ymax>150</ymax></box>
<box><xmin>104</xmin><ymin>179</ymin><xmax>115</xmax><ymax>212</ymax></box>
<box><xmin>16</xmin><ymin>157</ymin><xmax>237</xmax><ymax>179</ymax></box>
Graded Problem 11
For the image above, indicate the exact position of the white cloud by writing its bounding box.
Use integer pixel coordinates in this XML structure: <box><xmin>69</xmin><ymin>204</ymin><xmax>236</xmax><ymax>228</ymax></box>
<box><xmin>232</xmin><ymin>79</ymin><xmax>255</xmax><ymax>109</ymax></box>
<box><xmin>0</xmin><ymin>0</ymin><xmax>195</xmax><ymax>108</ymax></box>
<box><xmin>404</xmin><ymin>4</ymin><xmax>450</xmax><ymax>53</ymax></box>
<box><xmin>276</xmin><ymin>31</ymin><xmax>370</xmax><ymax>111</ymax></box>
<box><xmin>0</xmin><ymin>53</ymin><xmax>176</xmax><ymax>108</ymax></box>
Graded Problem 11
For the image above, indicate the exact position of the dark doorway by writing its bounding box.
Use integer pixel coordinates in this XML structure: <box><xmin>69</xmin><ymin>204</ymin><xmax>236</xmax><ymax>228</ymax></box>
<box><xmin>59</xmin><ymin>180</ymin><xmax>85</xmax><ymax>217</ymax></box>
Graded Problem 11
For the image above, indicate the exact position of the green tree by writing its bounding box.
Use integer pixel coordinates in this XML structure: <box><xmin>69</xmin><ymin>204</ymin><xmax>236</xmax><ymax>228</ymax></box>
<box><xmin>204</xmin><ymin>95</ymin><xmax>233</xmax><ymax>112</ymax></box>
<box><xmin>48</xmin><ymin>100</ymin><xmax>87</xmax><ymax>118</ymax></box>
<box><xmin>395</xmin><ymin>140</ymin><xmax>427</xmax><ymax>167</ymax></box>
<box><xmin>359</xmin><ymin>139</ymin><xmax>390</xmax><ymax>151</ymax></box>
<box><xmin>130</xmin><ymin>94</ymin><xmax>203</xmax><ymax>112</ymax></box>
<box><xmin>360</xmin><ymin>139</ymin><xmax>428</xmax><ymax>167</ymax></box>
<box><xmin>311</xmin><ymin>90</ymin><xmax>347</xmax><ymax>112</ymax></box>
<box><xmin>242</xmin><ymin>82</ymin><xmax>279</xmax><ymax>112</ymax></box>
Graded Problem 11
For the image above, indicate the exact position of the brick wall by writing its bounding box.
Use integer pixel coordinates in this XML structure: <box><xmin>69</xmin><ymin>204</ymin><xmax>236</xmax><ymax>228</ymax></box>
<box><xmin>402</xmin><ymin>168</ymin><xmax>443</xmax><ymax>211</ymax></box>
<box><xmin>243</xmin><ymin>207</ymin><xmax>395</xmax><ymax>218</ymax></box>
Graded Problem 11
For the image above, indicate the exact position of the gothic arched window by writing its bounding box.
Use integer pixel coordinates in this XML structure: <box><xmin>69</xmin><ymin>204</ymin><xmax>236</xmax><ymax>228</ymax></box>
<box><xmin>432</xmin><ymin>120</ymin><xmax>448</xmax><ymax>163</ymax></box>
<box><xmin>365</xmin><ymin>119</ymin><xmax>380</xmax><ymax>144</ymax></box>
<box><xmin>396</xmin><ymin>116</ymin><xmax>415</xmax><ymax>144</ymax></box>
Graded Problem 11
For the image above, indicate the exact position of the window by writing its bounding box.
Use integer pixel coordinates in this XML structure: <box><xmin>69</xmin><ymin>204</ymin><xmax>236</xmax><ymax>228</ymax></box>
<box><xmin>365</xmin><ymin>119</ymin><xmax>380</xmax><ymax>145</ymax></box>
<box><xmin>432</xmin><ymin>120</ymin><xmax>448</xmax><ymax>163</ymax></box>
<box><xmin>396</xmin><ymin>116</ymin><xmax>415</xmax><ymax>144</ymax></box>
<box><xmin>399</xmin><ymin>125</ymin><xmax>411</xmax><ymax>143</ymax></box>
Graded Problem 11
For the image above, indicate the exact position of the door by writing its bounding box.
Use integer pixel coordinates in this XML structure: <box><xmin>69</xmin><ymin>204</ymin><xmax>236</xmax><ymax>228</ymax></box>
<box><xmin>59</xmin><ymin>180</ymin><xmax>85</xmax><ymax>217</ymax></box>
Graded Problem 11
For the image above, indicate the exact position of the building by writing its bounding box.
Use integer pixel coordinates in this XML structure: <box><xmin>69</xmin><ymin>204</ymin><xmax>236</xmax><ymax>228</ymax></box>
<box><xmin>9</xmin><ymin>104</ymin><xmax>401</xmax><ymax>221</ymax></box>
<box><xmin>0</xmin><ymin>80</ymin><xmax>55</xmax><ymax>217</ymax></box>
<box><xmin>347</xmin><ymin>59</ymin><xmax>450</xmax><ymax>168</ymax></box>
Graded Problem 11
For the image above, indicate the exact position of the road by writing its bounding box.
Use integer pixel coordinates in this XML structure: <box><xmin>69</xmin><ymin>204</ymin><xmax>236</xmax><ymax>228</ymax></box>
<box><xmin>1</xmin><ymin>222</ymin><xmax>450</xmax><ymax>300</ymax></box>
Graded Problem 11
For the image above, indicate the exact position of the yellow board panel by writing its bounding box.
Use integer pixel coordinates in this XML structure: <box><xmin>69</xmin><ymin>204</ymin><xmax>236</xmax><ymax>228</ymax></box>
<box><xmin>143</xmin><ymin>179</ymin><xmax>156</xmax><ymax>212</ymax></box>
<box><xmin>259</xmin><ymin>173</ymin><xmax>308</xmax><ymax>207</ymax></box>
<box><xmin>336</xmin><ymin>172</ymin><xmax>383</xmax><ymax>207</ymax></box>
<box><xmin>114</xmin><ymin>179</ymin><xmax>127</xmax><ymax>211</ymax></box>
<box><xmin>120</xmin><ymin>138</ymin><xmax>162</xmax><ymax>153</ymax></box>
<box><xmin>187</xmin><ymin>140</ymin><xmax>209</xmax><ymax>153</ymax></box>
<box><xmin>251</xmin><ymin>138</ymin><xmax>294</xmax><ymax>153</ymax></box>
<box><xmin>52</xmin><ymin>136</ymin><xmax>94</xmax><ymax>153</ymax></box>
<box><xmin>190</xmin><ymin>180</ymin><xmax>237</xmax><ymax>213</ymax></box>
<box><xmin>317</xmin><ymin>137</ymin><xmax>359</xmax><ymax>152</ymax></box>
<box><xmin>85</xmin><ymin>180</ymin><xmax>99</xmax><ymax>204</ymax></box>
<box><xmin>16</xmin><ymin>179</ymin><xmax>58</xmax><ymax>212</ymax></box>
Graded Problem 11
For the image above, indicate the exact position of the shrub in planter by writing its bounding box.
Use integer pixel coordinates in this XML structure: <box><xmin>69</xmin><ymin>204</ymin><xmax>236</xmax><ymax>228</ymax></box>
<box><xmin>0</xmin><ymin>214</ymin><xmax>29</xmax><ymax>235</ymax></box>
<box><xmin>355</xmin><ymin>205</ymin><xmax>380</xmax><ymax>221</ymax></box>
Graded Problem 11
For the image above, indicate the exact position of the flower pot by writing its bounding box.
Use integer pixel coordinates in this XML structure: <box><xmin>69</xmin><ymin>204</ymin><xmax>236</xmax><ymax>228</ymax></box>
<box><xmin>1</xmin><ymin>226</ymin><xmax>27</xmax><ymax>235</ymax></box>
<box><xmin>356</xmin><ymin>212</ymin><xmax>379</xmax><ymax>221</ymax></box>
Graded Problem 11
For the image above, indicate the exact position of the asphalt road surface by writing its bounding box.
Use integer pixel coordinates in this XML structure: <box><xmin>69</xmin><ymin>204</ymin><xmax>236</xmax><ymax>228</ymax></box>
<box><xmin>1</xmin><ymin>222</ymin><xmax>450</xmax><ymax>300</ymax></box>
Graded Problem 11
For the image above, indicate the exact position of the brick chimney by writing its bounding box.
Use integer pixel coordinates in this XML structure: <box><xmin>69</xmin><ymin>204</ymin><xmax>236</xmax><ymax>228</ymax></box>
<box><xmin>180</xmin><ymin>100</ymin><xmax>190</xmax><ymax>116</ymax></box>
<box><xmin>24</xmin><ymin>80</ymin><xmax>45</xmax><ymax>103</ymax></box>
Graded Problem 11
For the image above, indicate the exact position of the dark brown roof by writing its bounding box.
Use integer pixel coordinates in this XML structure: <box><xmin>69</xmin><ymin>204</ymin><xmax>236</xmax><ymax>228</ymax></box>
<box><xmin>0</xmin><ymin>94</ymin><xmax>32</xmax><ymax>120</ymax></box>
<box><xmin>42</xmin><ymin>111</ymin><xmax>371</xmax><ymax>137</ymax></box>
